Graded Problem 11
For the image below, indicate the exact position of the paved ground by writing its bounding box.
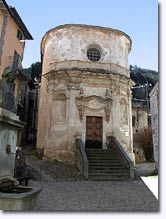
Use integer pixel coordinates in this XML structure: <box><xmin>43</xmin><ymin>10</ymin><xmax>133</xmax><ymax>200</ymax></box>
<box><xmin>29</xmin><ymin>180</ymin><xmax>158</xmax><ymax>211</ymax></box>
<box><xmin>24</xmin><ymin>153</ymin><xmax>159</xmax><ymax>211</ymax></box>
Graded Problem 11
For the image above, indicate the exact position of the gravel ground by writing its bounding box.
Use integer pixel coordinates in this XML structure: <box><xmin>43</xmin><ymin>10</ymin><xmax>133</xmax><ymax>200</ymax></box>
<box><xmin>25</xmin><ymin>154</ymin><xmax>159</xmax><ymax>211</ymax></box>
<box><xmin>29</xmin><ymin>180</ymin><xmax>158</xmax><ymax>211</ymax></box>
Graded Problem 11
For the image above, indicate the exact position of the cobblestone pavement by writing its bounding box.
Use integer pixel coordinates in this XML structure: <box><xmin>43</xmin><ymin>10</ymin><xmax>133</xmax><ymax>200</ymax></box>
<box><xmin>25</xmin><ymin>154</ymin><xmax>159</xmax><ymax>211</ymax></box>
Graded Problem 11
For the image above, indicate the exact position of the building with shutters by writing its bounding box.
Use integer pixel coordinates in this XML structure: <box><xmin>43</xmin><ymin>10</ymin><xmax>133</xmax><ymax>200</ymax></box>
<box><xmin>0</xmin><ymin>0</ymin><xmax>33</xmax><ymax>77</ymax></box>
<box><xmin>0</xmin><ymin>0</ymin><xmax>34</xmax><ymax>146</ymax></box>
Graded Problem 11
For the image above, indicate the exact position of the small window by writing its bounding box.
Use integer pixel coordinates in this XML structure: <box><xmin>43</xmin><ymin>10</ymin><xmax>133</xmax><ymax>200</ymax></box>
<box><xmin>87</xmin><ymin>48</ymin><xmax>101</xmax><ymax>62</ymax></box>
<box><xmin>12</xmin><ymin>50</ymin><xmax>20</xmax><ymax>71</ymax></box>
<box><xmin>17</xmin><ymin>29</ymin><xmax>23</xmax><ymax>40</ymax></box>
<box><xmin>132</xmin><ymin>115</ymin><xmax>136</xmax><ymax>127</ymax></box>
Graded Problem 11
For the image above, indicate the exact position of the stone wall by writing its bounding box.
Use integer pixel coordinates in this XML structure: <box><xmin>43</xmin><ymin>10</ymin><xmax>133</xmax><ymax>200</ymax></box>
<box><xmin>132</xmin><ymin>106</ymin><xmax>148</xmax><ymax>162</ymax></box>
<box><xmin>150</xmin><ymin>82</ymin><xmax>158</xmax><ymax>169</ymax></box>
<box><xmin>41</xmin><ymin>24</ymin><xmax>131</xmax><ymax>77</ymax></box>
<box><xmin>37</xmin><ymin>24</ymin><xmax>135</xmax><ymax>164</ymax></box>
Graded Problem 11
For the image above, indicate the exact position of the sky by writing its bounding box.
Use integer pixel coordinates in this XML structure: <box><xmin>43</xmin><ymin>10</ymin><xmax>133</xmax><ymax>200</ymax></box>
<box><xmin>6</xmin><ymin>0</ymin><xmax>158</xmax><ymax>71</ymax></box>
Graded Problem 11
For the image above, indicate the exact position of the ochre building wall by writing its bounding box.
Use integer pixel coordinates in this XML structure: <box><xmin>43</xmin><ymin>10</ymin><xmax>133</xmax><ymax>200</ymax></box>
<box><xmin>0</xmin><ymin>9</ymin><xmax>25</xmax><ymax>77</ymax></box>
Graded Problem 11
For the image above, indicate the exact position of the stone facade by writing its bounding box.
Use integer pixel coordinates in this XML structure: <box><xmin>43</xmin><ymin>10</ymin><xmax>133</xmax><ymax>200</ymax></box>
<box><xmin>132</xmin><ymin>102</ymin><xmax>148</xmax><ymax>162</ymax></box>
<box><xmin>37</xmin><ymin>24</ymin><xmax>135</xmax><ymax>165</ymax></box>
<box><xmin>149</xmin><ymin>82</ymin><xmax>158</xmax><ymax>169</ymax></box>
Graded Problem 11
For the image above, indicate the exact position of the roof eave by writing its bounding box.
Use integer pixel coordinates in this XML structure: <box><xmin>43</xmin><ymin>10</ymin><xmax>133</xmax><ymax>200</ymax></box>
<box><xmin>9</xmin><ymin>7</ymin><xmax>33</xmax><ymax>40</ymax></box>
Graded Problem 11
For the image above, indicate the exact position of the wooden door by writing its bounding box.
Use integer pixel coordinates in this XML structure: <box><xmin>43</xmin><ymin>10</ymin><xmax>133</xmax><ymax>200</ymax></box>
<box><xmin>86</xmin><ymin>116</ymin><xmax>103</xmax><ymax>148</ymax></box>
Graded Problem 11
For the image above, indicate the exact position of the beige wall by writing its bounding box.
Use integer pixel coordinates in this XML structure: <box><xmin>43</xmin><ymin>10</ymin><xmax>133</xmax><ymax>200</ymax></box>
<box><xmin>41</xmin><ymin>24</ymin><xmax>131</xmax><ymax>78</ymax></box>
<box><xmin>150</xmin><ymin>82</ymin><xmax>158</xmax><ymax>168</ymax></box>
<box><xmin>132</xmin><ymin>106</ymin><xmax>148</xmax><ymax>162</ymax></box>
<box><xmin>37</xmin><ymin>24</ymin><xmax>135</xmax><ymax>164</ymax></box>
<box><xmin>132</xmin><ymin>107</ymin><xmax>148</xmax><ymax>133</ymax></box>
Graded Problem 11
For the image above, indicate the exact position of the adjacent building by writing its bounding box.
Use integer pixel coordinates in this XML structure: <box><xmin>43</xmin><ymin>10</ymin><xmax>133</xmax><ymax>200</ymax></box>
<box><xmin>0</xmin><ymin>0</ymin><xmax>34</xmax><ymax>146</ymax></box>
<box><xmin>132</xmin><ymin>100</ymin><xmax>148</xmax><ymax>162</ymax></box>
<box><xmin>149</xmin><ymin>81</ymin><xmax>158</xmax><ymax>169</ymax></box>
<box><xmin>0</xmin><ymin>0</ymin><xmax>33</xmax><ymax>76</ymax></box>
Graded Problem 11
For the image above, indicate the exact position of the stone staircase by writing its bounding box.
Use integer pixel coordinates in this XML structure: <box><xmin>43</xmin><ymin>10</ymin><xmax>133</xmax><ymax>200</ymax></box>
<box><xmin>86</xmin><ymin>148</ymin><xmax>130</xmax><ymax>180</ymax></box>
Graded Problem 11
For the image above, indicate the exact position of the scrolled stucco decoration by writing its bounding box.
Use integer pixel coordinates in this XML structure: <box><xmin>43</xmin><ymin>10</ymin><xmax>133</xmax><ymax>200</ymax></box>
<box><xmin>76</xmin><ymin>89</ymin><xmax>112</xmax><ymax>122</ymax></box>
<box><xmin>104</xmin><ymin>101</ymin><xmax>112</xmax><ymax>122</ymax></box>
<box><xmin>105</xmin><ymin>89</ymin><xmax>110</xmax><ymax>98</ymax></box>
<box><xmin>104</xmin><ymin>89</ymin><xmax>112</xmax><ymax>122</ymax></box>
<box><xmin>79</xmin><ymin>87</ymin><xmax>84</xmax><ymax>96</ymax></box>
<box><xmin>127</xmin><ymin>86</ymin><xmax>133</xmax><ymax>97</ymax></box>
<box><xmin>77</xmin><ymin>104</ymin><xmax>85</xmax><ymax>121</ymax></box>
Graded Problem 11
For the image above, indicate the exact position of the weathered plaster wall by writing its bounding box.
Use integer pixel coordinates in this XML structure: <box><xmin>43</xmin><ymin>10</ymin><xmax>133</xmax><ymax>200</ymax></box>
<box><xmin>150</xmin><ymin>82</ymin><xmax>158</xmax><ymax>169</ymax></box>
<box><xmin>132</xmin><ymin>107</ymin><xmax>148</xmax><ymax>133</ymax></box>
<box><xmin>37</xmin><ymin>24</ymin><xmax>134</xmax><ymax>164</ymax></box>
<box><xmin>41</xmin><ymin>24</ymin><xmax>131</xmax><ymax>78</ymax></box>
<box><xmin>132</xmin><ymin>106</ymin><xmax>148</xmax><ymax>162</ymax></box>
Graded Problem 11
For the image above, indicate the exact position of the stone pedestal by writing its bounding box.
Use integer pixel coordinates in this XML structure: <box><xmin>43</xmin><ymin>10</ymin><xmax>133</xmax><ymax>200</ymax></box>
<box><xmin>0</xmin><ymin>107</ymin><xmax>42</xmax><ymax>211</ymax></box>
<box><xmin>0</xmin><ymin>107</ymin><xmax>24</xmax><ymax>179</ymax></box>
<box><xmin>0</xmin><ymin>186</ymin><xmax>42</xmax><ymax>210</ymax></box>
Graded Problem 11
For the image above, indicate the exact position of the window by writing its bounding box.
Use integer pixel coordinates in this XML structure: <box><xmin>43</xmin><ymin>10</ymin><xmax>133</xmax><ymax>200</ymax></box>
<box><xmin>12</xmin><ymin>50</ymin><xmax>20</xmax><ymax>71</ymax></box>
<box><xmin>17</xmin><ymin>29</ymin><xmax>23</xmax><ymax>40</ymax></box>
<box><xmin>132</xmin><ymin>115</ymin><xmax>136</xmax><ymax>127</ymax></box>
<box><xmin>87</xmin><ymin>48</ymin><xmax>101</xmax><ymax>62</ymax></box>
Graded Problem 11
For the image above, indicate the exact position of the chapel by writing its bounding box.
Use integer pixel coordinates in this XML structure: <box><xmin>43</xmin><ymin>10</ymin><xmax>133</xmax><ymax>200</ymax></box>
<box><xmin>37</xmin><ymin>24</ymin><xmax>135</xmax><ymax>175</ymax></box>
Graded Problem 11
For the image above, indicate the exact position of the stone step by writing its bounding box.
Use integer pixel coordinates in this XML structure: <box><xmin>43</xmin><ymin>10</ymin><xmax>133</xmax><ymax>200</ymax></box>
<box><xmin>90</xmin><ymin>166</ymin><xmax>125</xmax><ymax>171</ymax></box>
<box><xmin>89</xmin><ymin>166</ymin><xmax>126</xmax><ymax>170</ymax></box>
<box><xmin>88</xmin><ymin>175</ymin><xmax>130</xmax><ymax>181</ymax></box>
<box><xmin>86</xmin><ymin>148</ymin><xmax>130</xmax><ymax>180</ymax></box>
<box><xmin>88</xmin><ymin>158</ymin><xmax>120</xmax><ymax>162</ymax></box>
<box><xmin>86</xmin><ymin>150</ymin><xmax>117</xmax><ymax>154</ymax></box>
<box><xmin>89</xmin><ymin>169</ymin><xmax>128</xmax><ymax>175</ymax></box>
<box><xmin>86</xmin><ymin>152</ymin><xmax>118</xmax><ymax>158</ymax></box>
<box><xmin>88</xmin><ymin>172</ymin><xmax>130</xmax><ymax>181</ymax></box>
<box><xmin>86</xmin><ymin>150</ymin><xmax>116</xmax><ymax>154</ymax></box>
<box><xmin>89</xmin><ymin>160</ymin><xmax>122</xmax><ymax>164</ymax></box>
<box><xmin>87</xmin><ymin>153</ymin><xmax>119</xmax><ymax>157</ymax></box>
<box><xmin>85</xmin><ymin>149</ymin><xmax>116</xmax><ymax>154</ymax></box>
<box><xmin>89</xmin><ymin>163</ymin><xmax>123</xmax><ymax>168</ymax></box>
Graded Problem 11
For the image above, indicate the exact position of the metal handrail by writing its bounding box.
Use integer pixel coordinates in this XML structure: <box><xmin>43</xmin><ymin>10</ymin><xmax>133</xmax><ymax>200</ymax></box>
<box><xmin>76</xmin><ymin>138</ymin><xmax>89</xmax><ymax>179</ymax></box>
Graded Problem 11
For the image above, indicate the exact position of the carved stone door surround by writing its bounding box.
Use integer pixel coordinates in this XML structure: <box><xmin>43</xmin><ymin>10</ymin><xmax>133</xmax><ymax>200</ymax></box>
<box><xmin>76</xmin><ymin>88</ymin><xmax>112</xmax><ymax>122</ymax></box>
